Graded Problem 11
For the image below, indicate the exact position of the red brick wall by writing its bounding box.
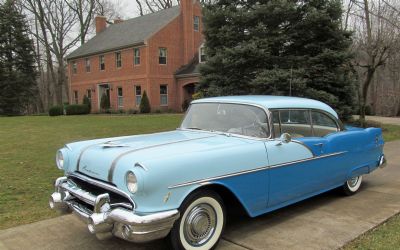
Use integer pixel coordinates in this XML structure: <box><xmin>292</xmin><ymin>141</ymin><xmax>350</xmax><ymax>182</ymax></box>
<box><xmin>69</xmin><ymin>0</ymin><xmax>202</xmax><ymax>112</ymax></box>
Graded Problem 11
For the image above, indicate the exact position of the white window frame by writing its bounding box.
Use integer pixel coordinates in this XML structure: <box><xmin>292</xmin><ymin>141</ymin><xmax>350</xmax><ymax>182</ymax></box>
<box><xmin>159</xmin><ymin>48</ymin><xmax>167</xmax><ymax>65</ymax></box>
<box><xmin>134</xmin><ymin>48</ymin><xmax>140</xmax><ymax>65</ymax></box>
<box><xmin>99</xmin><ymin>55</ymin><xmax>105</xmax><ymax>71</ymax></box>
<box><xmin>72</xmin><ymin>61</ymin><xmax>77</xmax><ymax>74</ymax></box>
<box><xmin>117</xmin><ymin>87</ymin><xmax>123</xmax><ymax>108</ymax></box>
<box><xmin>85</xmin><ymin>58</ymin><xmax>91</xmax><ymax>72</ymax></box>
<box><xmin>135</xmin><ymin>85</ymin><xmax>142</xmax><ymax>106</ymax></box>
<box><xmin>199</xmin><ymin>45</ymin><xmax>206</xmax><ymax>63</ymax></box>
<box><xmin>115</xmin><ymin>52</ymin><xmax>122</xmax><ymax>68</ymax></box>
<box><xmin>160</xmin><ymin>85</ymin><xmax>168</xmax><ymax>106</ymax></box>
<box><xmin>194</xmin><ymin>16</ymin><xmax>200</xmax><ymax>31</ymax></box>
<box><xmin>73</xmin><ymin>90</ymin><xmax>78</xmax><ymax>104</ymax></box>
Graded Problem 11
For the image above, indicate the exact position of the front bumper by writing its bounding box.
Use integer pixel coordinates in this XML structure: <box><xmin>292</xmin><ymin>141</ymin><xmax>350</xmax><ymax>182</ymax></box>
<box><xmin>49</xmin><ymin>176</ymin><xmax>180</xmax><ymax>243</ymax></box>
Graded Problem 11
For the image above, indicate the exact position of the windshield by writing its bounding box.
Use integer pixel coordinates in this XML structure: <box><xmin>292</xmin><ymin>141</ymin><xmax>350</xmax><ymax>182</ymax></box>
<box><xmin>181</xmin><ymin>103</ymin><xmax>270</xmax><ymax>138</ymax></box>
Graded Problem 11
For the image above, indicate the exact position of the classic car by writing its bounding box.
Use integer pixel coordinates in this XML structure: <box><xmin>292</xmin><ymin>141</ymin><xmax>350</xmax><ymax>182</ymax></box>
<box><xmin>49</xmin><ymin>95</ymin><xmax>386</xmax><ymax>250</ymax></box>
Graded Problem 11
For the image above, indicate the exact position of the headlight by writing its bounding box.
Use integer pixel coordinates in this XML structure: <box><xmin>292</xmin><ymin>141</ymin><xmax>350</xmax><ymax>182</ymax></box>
<box><xmin>56</xmin><ymin>150</ymin><xmax>64</xmax><ymax>170</ymax></box>
<box><xmin>126</xmin><ymin>171</ymin><xmax>138</xmax><ymax>193</ymax></box>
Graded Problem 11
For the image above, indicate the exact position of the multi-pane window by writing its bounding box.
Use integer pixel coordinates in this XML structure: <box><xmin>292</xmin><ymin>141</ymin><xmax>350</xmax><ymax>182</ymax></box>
<box><xmin>159</xmin><ymin>48</ymin><xmax>167</xmax><ymax>64</ymax></box>
<box><xmin>72</xmin><ymin>61</ymin><xmax>77</xmax><ymax>74</ymax></box>
<box><xmin>160</xmin><ymin>85</ymin><xmax>168</xmax><ymax>106</ymax></box>
<box><xmin>134</xmin><ymin>48</ymin><xmax>140</xmax><ymax>65</ymax></box>
<box><xmin>73</xmin><ymin>90</ymin><xmax>78</xmax><ymax>104</ymax></box>
<box><xmin>194</xmin><ymin>16</ymin><xmax>200</xmax><ymax>31</ymax></box>
<box><xmin>135</xmin><ymin>85</ymin><xmax>141</xmax><ymax>106</ymax></box>
<box><xmin>85</xmin><ymin>58</ymin><xmax>91</xmax><ymax>72</ymax></box>
<box><xmin>115</xmin><ymin>52</ymin><xmax>122</xmax><ymax>68</ymax></box>
<box><xmin>117</xmin><ymin>87</ymin><xmax>123</xmax><ymax>108</ymax></box>
<box><xmin>99</xmin><ymin>55</ymin><xmax>105</xmax><ymax>70</ymax></box>
<box><xmin>200</xmin><ymin>47</ymin><xmax>206</xmax><ymax>62</ymax></box>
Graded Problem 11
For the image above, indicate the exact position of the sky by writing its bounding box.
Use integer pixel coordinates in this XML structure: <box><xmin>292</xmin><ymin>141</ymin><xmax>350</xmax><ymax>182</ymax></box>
<box><xmin>116</xmin><ymin>0</ymin><xmax>141</xmax><ymax>19</ymax></box>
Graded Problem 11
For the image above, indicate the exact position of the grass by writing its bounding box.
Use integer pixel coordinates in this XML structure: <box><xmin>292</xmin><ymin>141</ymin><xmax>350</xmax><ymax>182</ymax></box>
<box><xmin>0</xmin><ymin>114</ymin><xmax>399</xmax><ymax>248</ymax></box>
<box><xmin>0</xmin><ymin>114</ymin><xmax>183</xmax><ymax>230</ymax></box>
<box><xmin>344</xmin><ymin>213</ymin><xmax>400</xmax><ymax>250</ymax></box>
<box><xmin>382</xmin><ymin>124</ymin><xmax>400</xmax><ymax>142</ymax></box>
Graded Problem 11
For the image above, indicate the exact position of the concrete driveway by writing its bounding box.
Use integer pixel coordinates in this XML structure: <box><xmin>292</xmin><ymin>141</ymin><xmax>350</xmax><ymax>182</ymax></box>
<box><xmin>1</xmin><ymin>141</ymin><xmax>399</xmax><ymax>250</ymax></box>
<box><xmin>354</xmin><ymin>115</ymin><xmax>400</xmax><ymax>126</ymax></box>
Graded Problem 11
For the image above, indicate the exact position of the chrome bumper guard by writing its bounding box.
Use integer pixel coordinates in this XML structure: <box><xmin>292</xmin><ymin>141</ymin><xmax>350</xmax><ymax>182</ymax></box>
<box><xmin>49</xmin><ymin>176</ymin><xmax>180</xmax><ymax>243</ymax></box>
<box><xmin>379</xmin><ymin>155</ymin><xmax>387</xmax><ymax>168</ymax></box>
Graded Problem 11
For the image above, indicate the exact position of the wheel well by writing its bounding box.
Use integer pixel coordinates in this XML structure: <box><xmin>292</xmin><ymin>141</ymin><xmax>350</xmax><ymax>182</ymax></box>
<box><xmin>194</xmin><ymin>184</ymin><xmax>249</xmax><ymax>217</ymax></box>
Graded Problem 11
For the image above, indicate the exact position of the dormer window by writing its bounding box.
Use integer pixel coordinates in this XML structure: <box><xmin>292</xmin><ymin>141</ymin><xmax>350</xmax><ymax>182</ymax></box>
<box><xmin>199</xmin><ymin>46</ymin><xmax>206</xmax><ymax>63</ymax></box>
<box><xmin>194</xmin><ymin>16</ymin><xmax>200</xmax><ymax>31</ymax></box>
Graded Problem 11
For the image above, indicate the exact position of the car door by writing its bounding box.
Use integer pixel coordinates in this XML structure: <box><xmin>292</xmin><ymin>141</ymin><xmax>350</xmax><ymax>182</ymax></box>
<box><xmin>265</xmin><ymin>109</ymin><xmax>342</xmax><ymax>209</ymax></box>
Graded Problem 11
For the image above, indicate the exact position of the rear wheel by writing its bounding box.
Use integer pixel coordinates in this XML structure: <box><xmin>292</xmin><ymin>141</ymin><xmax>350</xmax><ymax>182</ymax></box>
<box><xmin>170</xmin><ymin>190</ymin><xmax>225</xmax><ymax>250</ymax></box>
<box><xmin>343</xmin><ymin>175</ymin><xmax>363</xmax><ymax>196</ymax></box>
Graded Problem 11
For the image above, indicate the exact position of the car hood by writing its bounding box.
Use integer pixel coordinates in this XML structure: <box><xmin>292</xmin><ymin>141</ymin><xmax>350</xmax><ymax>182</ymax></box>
<box><xmin>66</xmin><ymin>130</ymin><xmax>252</xmax><ymax>183</ymax></box>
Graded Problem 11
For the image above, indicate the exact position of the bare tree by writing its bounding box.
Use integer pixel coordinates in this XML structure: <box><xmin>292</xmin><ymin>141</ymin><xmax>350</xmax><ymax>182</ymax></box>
<box><xmin>66</xmin><ymin>0</ymin><xmax>96</xmax><ymax>45</ymax></box>
<box><xmin>346</xmin><ymin>0</ymin><xmax>400</xmax><ymax>121</ymax></box>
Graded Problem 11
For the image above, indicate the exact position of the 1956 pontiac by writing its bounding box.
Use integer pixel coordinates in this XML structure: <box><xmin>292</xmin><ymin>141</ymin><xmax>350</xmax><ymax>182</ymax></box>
<box><xmin>50</xmin><ymin>96</ymin><xmax>386</xmax><ymax>250</ymax></box>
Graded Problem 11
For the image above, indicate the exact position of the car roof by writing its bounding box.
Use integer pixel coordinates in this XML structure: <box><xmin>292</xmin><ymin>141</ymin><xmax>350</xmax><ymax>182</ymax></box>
<box><xmin>192</xmin><ymin>95</ymin><xmax>339</xmax><ymax>118</ymax></box>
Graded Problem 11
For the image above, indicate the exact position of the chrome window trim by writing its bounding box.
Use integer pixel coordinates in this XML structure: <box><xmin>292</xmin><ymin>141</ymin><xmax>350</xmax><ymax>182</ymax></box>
<box><xmin>180</xmin><ymin>101</ymin><xmax>274</xmax><ymax>140</ymax></box>
<box><xmin>269</xmin><ymin>108</ymin><xmax>343</xmax><ymax>138</ymax></box>
<box><xmin>168</xmin><ymin>151</ymin><xmax>347</xmax><ymax>189</ymax></box>
<box><xmin>67</xmin><ymin>172</ymin><xmax>136</xmax><ymax>209</ymax></box>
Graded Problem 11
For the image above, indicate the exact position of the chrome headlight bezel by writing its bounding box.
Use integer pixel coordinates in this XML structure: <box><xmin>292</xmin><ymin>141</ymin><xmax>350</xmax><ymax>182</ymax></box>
<box><xmin>126</xmin><ymin>171</ymin><xmax>138</xmax><ymax>194</ymax></box>
<box><xmin>56</xmin><ymin>150</ymin><xmax>65</xmax><ymax>170</ymax></box>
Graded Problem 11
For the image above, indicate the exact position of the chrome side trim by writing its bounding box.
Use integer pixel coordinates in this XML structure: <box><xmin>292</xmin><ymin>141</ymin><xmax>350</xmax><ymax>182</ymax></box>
<box><xmin>168</xmin><ymin>151</ymin><xmax>347</xmax><ymax>189</ymax></box>
<box><xmin>107</xmin><ymin>135</ymin><xmax>216</xmax><ymax>182</ymax></box>
<box><xmin>76</xmin><ymin>144</ymin><xmax>101</xmax><ymax>171</ymax></box>
<box><xmin>68</xmin><ymin>172</ymin><xmax>136</xmax><ymax>209</ymax></box>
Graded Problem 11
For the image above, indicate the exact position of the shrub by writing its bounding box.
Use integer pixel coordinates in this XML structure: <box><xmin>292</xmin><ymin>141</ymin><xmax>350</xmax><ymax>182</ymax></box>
<box><xmin>82</xmin><ymin>95</ymin><xmax>91</xmax><ymax>112</ymax></box>
<box><xmin>140</xmin><ymin>91</ymin><xmax>151</xmax><ymax>113</ymax></box>
<box><xmin>155</xmin><ymin>109</ymin><xmax>161</xmax><ymax>113</ymax></box>
<box><xmin>65</xmin><ymin>104</ymin><xmax>90</xmax><ymax>115</ymax></box>
<box><xmin>100</xmin><ymin>93</ymin><xmax>110</xmax><ymax>112</ymax></box>
<box><xmin>128</xmin><ymin>109</ymin><xmax>138</xmax><ymax>114</ymax></box>
<box><xmin>48</xmin><ymin>105</ymin><xmax>63</xmax><ymax>116</ymax></box>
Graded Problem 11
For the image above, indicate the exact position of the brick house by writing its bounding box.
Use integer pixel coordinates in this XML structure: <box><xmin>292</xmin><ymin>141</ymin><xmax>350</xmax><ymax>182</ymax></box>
<box><xmin>66</xmin><ymin>0</ymin><xmax>204</xmax><ymax>112</ymax></box>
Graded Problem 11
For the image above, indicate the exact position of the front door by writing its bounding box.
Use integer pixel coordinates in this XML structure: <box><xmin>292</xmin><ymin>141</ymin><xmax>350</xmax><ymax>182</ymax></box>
<box><xmin>98</xmin><ymin>84</ymin><xmax>110</xmax><ymax>110</ymax></box>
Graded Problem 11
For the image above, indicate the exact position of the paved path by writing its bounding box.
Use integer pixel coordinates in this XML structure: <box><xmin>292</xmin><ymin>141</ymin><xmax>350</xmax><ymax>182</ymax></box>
<box><xmin>354</xmin><ymin>115</ymin><xmax>400</xmax><ymax>126</ymax></box>
<box><xmin>1</xmin><ymin>141</ymin><xmax>399</xmax><ymax>250</ymax></box>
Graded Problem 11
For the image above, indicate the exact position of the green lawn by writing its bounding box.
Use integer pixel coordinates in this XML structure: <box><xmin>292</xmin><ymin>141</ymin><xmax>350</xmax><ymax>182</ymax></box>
<box><xmin>0</xmin><ymin>114</ymin><xmax>183</xmax><ymax>230</ymax></box>
<box><xmin>0</xmin><ymin>115</ymin><xmax>399</xmax><ymax>249</ymax></box>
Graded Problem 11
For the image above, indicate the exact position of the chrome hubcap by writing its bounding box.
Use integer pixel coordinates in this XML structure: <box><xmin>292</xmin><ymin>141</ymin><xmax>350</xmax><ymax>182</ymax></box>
<box><xmin>184</xmin><ymin>203</ymin><xmax>217</xmax><ymax>246</ymax></box>
<box><xmin>348</xmin><ymin>176</ymin><xmax>359</xmax><ymax>188</ymax></box>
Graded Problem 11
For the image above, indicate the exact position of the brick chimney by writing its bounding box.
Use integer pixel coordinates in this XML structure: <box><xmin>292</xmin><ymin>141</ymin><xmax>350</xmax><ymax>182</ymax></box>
<box><xmin>95</xmin><ymin>16</ymin><xmax>107</xmax><ymax>34</ymax></box>
<box><xmin>181</xmin><ymin>0</ymin><xmax>195</xmax><ymax>64</ymax></box>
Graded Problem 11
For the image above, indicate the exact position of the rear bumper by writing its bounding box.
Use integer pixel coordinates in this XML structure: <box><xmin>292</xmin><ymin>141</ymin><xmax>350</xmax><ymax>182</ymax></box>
<box><xmin>49</xmin><ymin>176</ymin><xmax>179</xmax><ymax>243</ymax></box>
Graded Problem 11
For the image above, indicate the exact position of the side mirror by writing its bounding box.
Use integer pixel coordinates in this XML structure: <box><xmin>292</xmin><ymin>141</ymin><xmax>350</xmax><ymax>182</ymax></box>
<box><xmin>276</xmin><ymin>133</ymin><xmax>292</xmax><ymax>145</ymax></box>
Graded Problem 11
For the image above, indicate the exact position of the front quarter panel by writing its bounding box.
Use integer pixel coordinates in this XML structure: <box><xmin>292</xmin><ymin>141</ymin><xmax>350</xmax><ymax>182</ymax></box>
<box><xmin>114</xmin><ymin>137</ymin><xmax>269</xmax><ymax>215</ymax></box>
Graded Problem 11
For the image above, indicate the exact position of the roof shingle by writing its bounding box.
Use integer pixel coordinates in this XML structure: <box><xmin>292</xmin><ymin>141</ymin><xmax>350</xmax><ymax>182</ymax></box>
<box><xmin>67</xmin><ymin>6</ymin><xmax>180</xmax><ymax>60</ymax></box>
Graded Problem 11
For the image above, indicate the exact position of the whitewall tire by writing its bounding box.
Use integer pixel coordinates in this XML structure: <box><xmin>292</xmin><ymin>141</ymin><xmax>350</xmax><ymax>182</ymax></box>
<box><xmin>170</xmin><ymin>190</ymin><xmax>225</xmax><ymax>250</ymax></box>
<box><xmin>343</xmin><ymin>175</ymin><xmax>363</xmax><ymax>195</ymax></box>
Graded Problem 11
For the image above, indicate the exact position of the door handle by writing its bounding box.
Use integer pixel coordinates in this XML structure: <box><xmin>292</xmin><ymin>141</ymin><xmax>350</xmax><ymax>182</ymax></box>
<box><xmin>314</xmin><ymin>143</ymin><xmax>324</xmax><ymax>147</ymax></box>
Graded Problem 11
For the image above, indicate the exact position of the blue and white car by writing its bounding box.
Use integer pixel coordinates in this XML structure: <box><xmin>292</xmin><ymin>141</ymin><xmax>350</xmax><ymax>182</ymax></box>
<box><xmin>50</xmin><ymin>96</ymin><xmax>386</xmax><ymax>250</ymax></box>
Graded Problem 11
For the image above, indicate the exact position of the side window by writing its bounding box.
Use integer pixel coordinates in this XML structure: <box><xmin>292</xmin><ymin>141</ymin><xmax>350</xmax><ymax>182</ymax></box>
<box><xmin>280</xmin><ymin>110</ymin><xmax>312</xmax><ymax>138</ymax></box>
<box><xmin>272</xmin><ymin>110</ymin><xmax>281</xmax><ymax>138</ymax></box>
<box><xmin>311</xmin><ymin>111</ymin><xmax>338</xmax><ymax>137</ymax></box>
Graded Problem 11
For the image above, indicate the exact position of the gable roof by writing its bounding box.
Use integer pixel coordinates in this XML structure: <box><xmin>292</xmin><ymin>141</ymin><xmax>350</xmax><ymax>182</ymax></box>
<box><xmin>67</xmin><ymin>6</ymin><xmax>180</xmax><ymax>60</ymax></box>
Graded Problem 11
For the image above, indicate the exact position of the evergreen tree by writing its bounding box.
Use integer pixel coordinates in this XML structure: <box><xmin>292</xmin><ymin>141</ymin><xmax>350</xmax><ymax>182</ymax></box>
<box><xmin>200</xmin><ymin>0</ymin><xmax>356</xmax><ymax>120</ymax></box>
<box><xmin>0</xmin><ymin>0</ymin><xmax>37</xmax><ymax>115</ymax></box>
<box><xmin>83</xmin><ymin>95</ymin><xmax>91</xmax><ymax>111</ymax></box>
<box><xmin>140</xmin><ymin>91</ymin><xmax>151</xmax><ymax>113</ymax></box>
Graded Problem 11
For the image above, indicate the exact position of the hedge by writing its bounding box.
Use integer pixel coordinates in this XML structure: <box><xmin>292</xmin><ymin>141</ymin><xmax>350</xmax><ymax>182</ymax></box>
<box><xmin>48</xmin><ymin>105</ymin><xmax>63</xmax><ymax>116</ymax></box>
<box><xmin>65</xmin><ymin>104</ymin><xmax>90</xmax><ymax>115</ymax></box>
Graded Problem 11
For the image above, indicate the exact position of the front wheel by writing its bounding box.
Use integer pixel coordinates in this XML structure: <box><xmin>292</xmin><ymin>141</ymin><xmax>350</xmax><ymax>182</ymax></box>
<box><xmin>170</xmin><ymin>190</ymin><xmax>225</xmax><ymax>250</ymax></box>
<box><xmin>342</xmin><ymin>175</ymin><xmax>363</xmax><ymax>196</ymax></box>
